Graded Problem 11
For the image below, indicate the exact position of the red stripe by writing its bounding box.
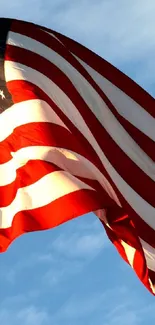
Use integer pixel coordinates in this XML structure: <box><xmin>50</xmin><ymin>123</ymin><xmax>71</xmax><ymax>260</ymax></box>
<box><xmin>7</xmin><ymin>80</ymin><xmax>105</xmax><ymax>173</ymax></box>
<box><xmin>77</xmin><ymin>177</ymin><xmax>116</xmax><ymax>209</ymax></box>
<box><xmin>5</xmin><ymin>45</ymin><xmax>155</xmax><ymax>207</ymax></box>
<box><xmin>0</xmin><ymin>142</ymin><xmax>12</xmax><ymax>163</ymax></box>
<box><xmin>0</xmin><ymin>160</ymin><xmax>61</xmax><ymax>207</ymax></box>
<box><xmin>9</xmin><ymin>21</ymin><xmax>154</xmax><ymax>159</ymax></box>
<box><xmin>0</xmin><ymin>188</ymin><xmax>105</xmax><ymax>252</ymax></box>
<box><xmin>0</xmin><ymin>122</ymin><xmax>100</xmax><ymax>166</ymax></box>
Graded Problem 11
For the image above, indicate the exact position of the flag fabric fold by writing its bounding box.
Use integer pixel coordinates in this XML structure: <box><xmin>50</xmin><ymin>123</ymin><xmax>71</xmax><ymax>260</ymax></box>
<box><xmin>0</xmin><ymin>18</ymin><xmax>154</xmax><ymax>294</ymax></box>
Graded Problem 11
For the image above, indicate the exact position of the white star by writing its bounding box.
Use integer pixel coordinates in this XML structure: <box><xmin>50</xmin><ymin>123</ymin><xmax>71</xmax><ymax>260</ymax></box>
<box><xmin>0</xmin><ymin>90</ymin><xmax>5</xmax><ymax>100</ymax></box>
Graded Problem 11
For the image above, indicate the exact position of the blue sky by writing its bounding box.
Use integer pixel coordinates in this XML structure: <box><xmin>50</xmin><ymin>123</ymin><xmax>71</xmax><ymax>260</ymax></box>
<box><xmin>0</xmin><ymin>0</ymin><xmax>155</xmax><ymax>324</ymax></box>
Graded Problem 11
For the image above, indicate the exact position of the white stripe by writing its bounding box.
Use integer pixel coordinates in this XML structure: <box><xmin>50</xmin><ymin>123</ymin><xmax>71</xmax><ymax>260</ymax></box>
<box><xmin>74</xmin><ymin>55</ymin><xmax>155</xmax><ymax>142</ymax></box>
<box><xmin>41</xmin><ymin>29</ymin><xmax>65</xmax><ymax>45</ymax></box>
<box><xmin>0</xmin><ymin>170</ymin><xmax>95</xmax><ymax>229</ymax></box>
<box><xmin>0</xmin><ymin>99</ymin><xmax>69</xmax><ymax>141</ymax></box>
<box><xmin>0</xmin><ymin>147</ymin><xmax>116</xmax><ymax>206</ymax></box>
<box><xmin>121</xmin><ymin>240</ymin><xmax>136</xmax><ymax>267</ymax></box>
<box><xmin>140</xmin><ymin>238</ymin><xmax>155</xmax><ymax>272</ymax></box>
<box><xmin>6</xmin><ymin>32</ymin><xmax>155</xmax><ymax>182</ymax></box>
<box><xmin>149</xmin><ymin>279</ymin><xmax>155</xmax><ymax>294</ymax></box>
<box><xmin>5</xmin><ymin>61</ymin><xmax>155</xmax><ymax>231</ymax></box>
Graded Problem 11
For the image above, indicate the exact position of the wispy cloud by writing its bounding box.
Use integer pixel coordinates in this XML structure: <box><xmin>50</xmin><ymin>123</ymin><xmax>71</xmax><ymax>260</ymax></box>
<box><xmin>42</xmin><ymin>216</ymin><xmax>108</xmax><ymax>287</ymax></box>
<box><xmin>50</xmin><ymin>285</ymin><xmax>141</xmax><ymax>325</ymax></box>
<box><xmin>51</xmin><ymin>228</ymin><xmax>107</xmax><ymax>258</ymax></box>
<box><xmin>0</xmin><ymin>286</ymin><xmax>155</xmax><ymax>325</ymax></box>
<box><xmin>0</xmin><ymin>291</ymin><xmax>49</xmax><ymax>325</ymax></box>
<box><xmin>1</xmin><ymin>282</ymin><xmax>155</xmax><ymax>325</ymax></box>
<box><xmin>16</xmin><ymin>306</ymin><xmax>49</xmax><ymax>325</ymax></box>
<box><xmin>0</xmin><ymin>214</ymin><xmax>108</xmax><ymax>289</ymax></box>
<box><xmin>0</xmin><ymin>305</ymin><xmax>50</xmax><ymax>325</ymax></box>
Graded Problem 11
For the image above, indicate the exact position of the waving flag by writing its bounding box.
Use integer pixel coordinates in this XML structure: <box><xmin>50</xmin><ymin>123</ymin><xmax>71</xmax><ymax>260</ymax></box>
<box><xmin>0</xmin><ymin>18</ymin><xmax>154</xmax><ymax>294</ymax></box>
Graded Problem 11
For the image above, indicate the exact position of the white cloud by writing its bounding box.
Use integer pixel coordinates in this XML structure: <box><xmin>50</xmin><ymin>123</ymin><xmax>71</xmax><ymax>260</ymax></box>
<box><xmin>56</xmin><ymin>291</ymin><xmax>105</xmax><ymax>319</ymax></box>
<box><xmin>0</xmin><ymin>306</ymin><xmax>49</xmax><ymax>325</ymax></box>
<box><xmin>106</xmin><ymin>304</ymin><xmax>140</xmax><ymax>325</ymax></box>
<box><xmin>50</xmin><ymin>286</ymin><xmax>136</xmax><ymax>324</ymax></box>
<box><xmin>41</xmin><ymin>216</ymin><xmax>108</xmax><ymax>286</ymax></box>
<box><xmin>43</xmin><ymin>258</ymin><xmax>82</xmax><ymax>286</ymax></box>
<box><xmin>50</xmin><ymin>285</ymin><xmax>155</xmax><ymax>325</ymax></box>
<box><xmin>0</xmin><ymin>286</ymin><xmax>154</xmax><ymax>325</ymax></box>
<box><xmin>17</xmin><ymin>306</ymin><xmax>49</xmax><ymax>325</ymax></box>
<box><xmin>0</xmin><ymin>215</ymin><xmax>108</xmax><ymax>289</ymax></box>
<box><xmin>50</xmin><ymin>213</ymin><xmax>108</xmax><ymax>258</ymax></box>
<box><xmin>2</xmin><ymin>252</ymin><xmax>44</xmax><ymax>284</ymax></box>
<box><xmin>1</xmin><ymin>291</ymin><xmax>40</xmax><ymax>309</ymax></box>
<box><xmin>0</xmin><ymin>292</ymin><xmax>49</xmax><ymax>325</ymax></box>
<box><xmin>52</xmin><ymin>231</ymin><xmax>107</xmax><ymax>258</ymax></box>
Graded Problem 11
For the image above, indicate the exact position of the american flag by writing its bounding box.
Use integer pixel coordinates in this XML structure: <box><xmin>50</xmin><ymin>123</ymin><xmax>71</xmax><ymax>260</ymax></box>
<box><xmin>0</xmin><ymin>18</ymin><xmax>154</xmax><ymax>294</ymax></box>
